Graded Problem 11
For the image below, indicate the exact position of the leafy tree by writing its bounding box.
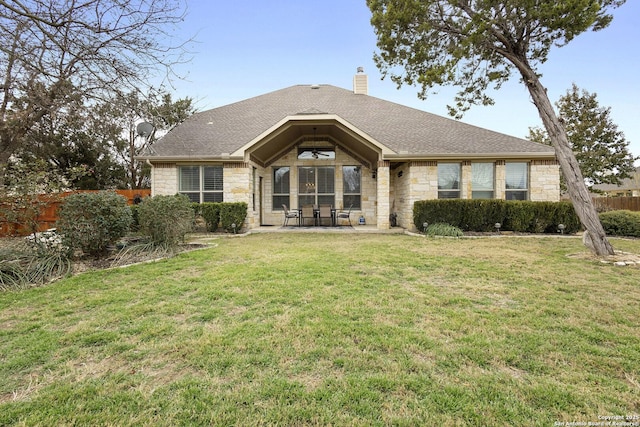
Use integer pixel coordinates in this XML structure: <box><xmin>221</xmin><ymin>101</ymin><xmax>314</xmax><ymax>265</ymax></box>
<box><xmin>368</xmin><ymin>0</ymin><xmax>626</xmax><ymax>255</ymax></box>
<box><xmin>529</xmin><ymin>84</ymin><xmax>638</xmax><ymax>192</ymax></box>
<box><xmin>101</xmin><ymin>90</ymin><xmax>195</xmax><ymax>189</ymax></box>
<box><xmin>9</xmin><ymin>88</ymin><xmax>194</xmax><ymax>190</ymax></box>
<box><xmin>16</xmin><ymin>91</ymin><xmax>128</xmax><ymax>190</ymax></box>
<box><xmin>0</xmin><ymin>0</ymin><xmax>190</xmax><ymax>184</ymax></box>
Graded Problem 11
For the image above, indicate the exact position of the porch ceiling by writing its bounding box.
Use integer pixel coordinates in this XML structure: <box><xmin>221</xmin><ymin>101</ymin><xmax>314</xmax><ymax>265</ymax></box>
<box><xmin>246</xmin><ymin>119</ymin><xmax>383</xmax><ymax>169</ymax></box>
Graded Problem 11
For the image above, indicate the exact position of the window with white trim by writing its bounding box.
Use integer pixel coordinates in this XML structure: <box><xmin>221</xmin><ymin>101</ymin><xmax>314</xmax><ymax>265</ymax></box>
<box><xmin>178</xmin><ymin>166</ymin><xmax>223</xmax><ymax>203</ymax></box>
<box><xmin>472</xmin><ymin>162</ymin><xmax>495</xmax><ymax>199</ymax></box>
<box><xmin>505</xmin><ymin>162</ymin><xmax>529</xmax><ymax>200</ymax></box>
<box><xmin>273</xmin><ymin>167</ymin><xmax>290</xmax><ymax>211</ymax></box>
<box><xmin>342</xmin><ymin>166</ymin><xmax>361</xmax><ymax>209</ymax></box>
<box><xmin>438</xmin><ymin>163</ymin><xmax>461</xmax><ymax>199</ymax></box>
<box><xmin>299</xmin><ymin>166</ymin><xmax>335</xmax><ymax>207</ymax></box>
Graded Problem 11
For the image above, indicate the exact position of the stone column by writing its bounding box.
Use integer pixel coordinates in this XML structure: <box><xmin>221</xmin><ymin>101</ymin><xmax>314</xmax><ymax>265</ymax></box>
<box><xmin>495</xmin><ymin>160</ymin><xmax>505</xmax><ymax>199</ymax></box>
<box><xmin>151</xmin><ymin>162</ymin><xmax>177</xmax><ymax>196</ymax></box>
<box><xmin>224</xmin><ymin>162</ymin><xmax>253</xmax><ymax>229</ymax></box>
<box><xmin>376</xmin><ymin>160</ymin><xmax>390</xmax><ymax>229</ymax></box>
<box><xmin>530</xmin><ymin>160</ymin><xmax>560</xmax><ymax>201</ymax></box>
<box><xmin>461</xmin><ymin>161</ymin><xmax>471</xmax><ymax>199</ymax></box>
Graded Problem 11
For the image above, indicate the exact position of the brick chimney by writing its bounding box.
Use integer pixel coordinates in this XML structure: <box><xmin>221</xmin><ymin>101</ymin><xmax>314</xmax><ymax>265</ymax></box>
<box><xmin>353</xmin><ymin>67</ymin><xmax>368</xmax><ymax>95</ymax></box>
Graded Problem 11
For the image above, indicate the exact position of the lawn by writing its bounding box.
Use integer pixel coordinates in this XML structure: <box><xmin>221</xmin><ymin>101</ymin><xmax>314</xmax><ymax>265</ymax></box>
<box><xmin>1</xmin><ymin>233</ymin><xmax>639</xmax><ymax>426</ymax></box>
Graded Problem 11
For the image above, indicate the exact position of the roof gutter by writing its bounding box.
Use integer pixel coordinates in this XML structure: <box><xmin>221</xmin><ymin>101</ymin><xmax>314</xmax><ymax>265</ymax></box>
<box><xmin>135</xmin><ymin>155</ymin><xmax>245</xmax><ymax>162</ymax></box>
<box><xmin>383</xmin><ymin>152</ymin><xmax>556</xmax><ymax>161</ymax></box>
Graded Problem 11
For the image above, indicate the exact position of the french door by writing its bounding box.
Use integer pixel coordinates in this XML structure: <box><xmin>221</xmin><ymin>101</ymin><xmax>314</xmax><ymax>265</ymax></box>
<box><xmin>298</xmin><ymin>166</ymin><xmax>335</xmax><ymax>207</ymax></box>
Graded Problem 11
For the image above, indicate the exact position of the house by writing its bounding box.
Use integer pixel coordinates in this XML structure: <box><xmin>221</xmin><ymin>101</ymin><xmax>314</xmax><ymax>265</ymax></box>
<box><xmin>591</xmin><ymin>167</ymin><xmax>640</xmax><ymax>197</ymax></box>
<box><xmin>139</xmin><ymin>70</ymin><xmax>560</xmax><ymax>231</ymax></box>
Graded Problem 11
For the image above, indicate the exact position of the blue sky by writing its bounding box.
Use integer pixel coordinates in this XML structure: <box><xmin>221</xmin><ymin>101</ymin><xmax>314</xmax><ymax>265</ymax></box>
<box><xmin>164</xmin><ymin>1</ymin><xmax>640</xmax><ymax>161</ymax></box>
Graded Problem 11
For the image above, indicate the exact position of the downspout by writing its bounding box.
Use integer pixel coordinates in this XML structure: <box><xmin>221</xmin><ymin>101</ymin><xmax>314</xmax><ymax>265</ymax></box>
<box><xmin>146</xmin><ymin>159</ymin><xmax>153</xmax><ymax>196</ymax></box>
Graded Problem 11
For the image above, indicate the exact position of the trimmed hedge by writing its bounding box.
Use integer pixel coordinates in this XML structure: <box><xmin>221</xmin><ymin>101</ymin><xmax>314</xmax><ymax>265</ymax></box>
<box><xmin>221</xmin><ymin>202</ymin><xmax>248</xmax><ymax>233</ymax></box>
<box><xmin>194</xmin><ymin>202</ymin><xmax>248</xmax><ymax>233</ymax></box>
<box><xmin>599</xmin><ymin>210</ymin><xmax>640</xmax><ymax>237</ymax></box>
<box><xmin>413</xmin><ymin>199</ymin><xmax>581</xmax><ymax>234</ymax></box>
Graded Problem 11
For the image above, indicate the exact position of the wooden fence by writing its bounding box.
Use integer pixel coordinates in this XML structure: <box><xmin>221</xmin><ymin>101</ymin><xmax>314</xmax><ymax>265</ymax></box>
<box><xmin>0</xmin><ymin>189</ymin><xmax>151</xmax><ymax>237</ymax></box>
<box><xmin>593</xmin><ymin>196</ymin><xmax>640</xmax><ymax>212</ymax></box>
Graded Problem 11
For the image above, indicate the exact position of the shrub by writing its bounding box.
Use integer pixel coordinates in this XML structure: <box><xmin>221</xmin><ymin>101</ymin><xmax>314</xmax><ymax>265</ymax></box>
<box><xmin>414</xmin><ymin>199</ymin><xmax>581</xmax><ymax>234</ymax></box>
<box><xmin>137</xmin><ymin>195</ymin><xmax>194</xmax><ymax>246</ymax></box>
<box><xmin>56</xmin><ymin>191</ymin><xmax>132</xmax><ymax>257</ymax></box>
<box><xmin>200</xmin><ymin>203</ymin><xmax>222</xmax><ymax>232</ymax></box>
<box><xmin>599</xmin><ymin>210</ymin><xmax>640</xmax><ymax>237</ymax></box>
<box><xmin>425</xmin><ymin>223</ymin><xmax>464</xmax><ymax>237</ymax></box>
<box><xmin>503</xmin><ymin>202</ymin><xmax>537</xmax><ymax>232</ymax></box>
<box><xmin>129</xmin><ymin>205</ymin><xmax>141</xmax><ymax>232</ymax></box>
<box><xmin>220</xmin><ymin>202</ymin><xmax>248</xmax><ymax>233</ymax></box>
<box><xmin>188</xmin><ymin>202</ymin><xmax>247</xmax><ymax>233</ymax></box>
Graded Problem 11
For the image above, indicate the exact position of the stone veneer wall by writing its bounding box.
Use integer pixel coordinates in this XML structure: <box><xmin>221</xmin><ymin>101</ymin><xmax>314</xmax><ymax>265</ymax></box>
<box><xmin>151</xmin><ymin>157</ymin><xmax>559</xmax><ymax>231</ymax></box>
<box><xmin>392</xmin><ymin>161</ymin><xmax>437</xmax><ymax>229</ymax></box>
<box><xmin>223</xmin><ymin>163</ymin><xmax>253</xmax><ymax>229</ymax></box>
<box><xmin>495</xmin><ymin>161</ymin><xmax>506</xmax><ymax>199</ymax></box>
<box><xmin>151</xmin><ymin>163</ymin><xmax>178</xmax><ymax>195</ymax></box>
<box><xmin>258</xmin><ymin>145</ymin><xmax>376</xmax><ymax>227</ymax></box>
<box><xmin>530</xmin><ymin>160</ymin><xmax>560</xmax><ymax>202</ymax></box>
<box><xmin>151</xmin><ymin>161</ymin><xmax>253</xmax><ymax>228</ymax></box>
<box><xmin>395</xmin><ymin>159</ymin><xmax>559</xmax><ymax>232</ymax></box>
<box><xmin>376</xmin><ymin>161</ymin><xmax>390</xmax><ymax>229</ymax></box>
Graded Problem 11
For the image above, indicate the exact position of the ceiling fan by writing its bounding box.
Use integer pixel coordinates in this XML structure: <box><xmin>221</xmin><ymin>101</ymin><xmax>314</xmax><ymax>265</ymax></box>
<box><xmin>310</xmin><ymin>127</ymin><xmax>330</xmax><ymax>159</ymax></box>
<box><xmin>311</xmin><ymin>148</ymin><xmax>330</xmax><ymax>159</ymax></box>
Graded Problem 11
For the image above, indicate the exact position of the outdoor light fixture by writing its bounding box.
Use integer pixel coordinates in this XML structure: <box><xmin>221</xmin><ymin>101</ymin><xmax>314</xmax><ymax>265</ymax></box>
<box><xmin>231</xmin><ymin>223</ymin><xmax>237</xmax><ymax>234</ymax></box>
<box><xmin>495</xmin><ymin>222</ymin><xmax>501</xmax><ymax>234</ymax></box>
<box><xmin>558</xmin><ymin>224</ymin><xmax>565</xmax><ymax>234</ymax></box>
<box><xmin>423</xmin><ymin>222</ymin><xmax>429</xmax><ymax>232</ymax></box>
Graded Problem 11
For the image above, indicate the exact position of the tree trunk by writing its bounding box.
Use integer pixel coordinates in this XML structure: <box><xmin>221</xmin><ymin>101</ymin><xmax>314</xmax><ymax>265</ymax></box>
<box><xmin>525</xmin><ymin>76</ymin><xmax>614</xmax><ymax>256</ymax></box>
<box><xmin>129</xmin><ymin>127</ymin><xmax>137</xmax><ymax>190</ymax></box>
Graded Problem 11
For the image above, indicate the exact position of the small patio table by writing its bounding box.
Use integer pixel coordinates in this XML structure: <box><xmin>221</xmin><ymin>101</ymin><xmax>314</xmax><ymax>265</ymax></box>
<box><xmin>297</xmin><ymin>207</ymin><xmax>336</xmax><ymax>226</ymax></box>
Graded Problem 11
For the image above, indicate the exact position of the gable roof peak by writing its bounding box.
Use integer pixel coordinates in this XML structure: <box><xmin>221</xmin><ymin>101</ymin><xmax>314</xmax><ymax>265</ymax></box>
<box><xmin>296</xmin><ymin>107</ymin><xmax>328</xmax><ymax>115</ymax></box>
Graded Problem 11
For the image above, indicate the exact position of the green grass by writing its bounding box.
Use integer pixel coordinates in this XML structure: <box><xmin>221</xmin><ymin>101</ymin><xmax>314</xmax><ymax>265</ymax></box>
<box><xmin>1</xmin><ymin>234</ymin><xmax>639</xmax><ymax>426</ymax></box>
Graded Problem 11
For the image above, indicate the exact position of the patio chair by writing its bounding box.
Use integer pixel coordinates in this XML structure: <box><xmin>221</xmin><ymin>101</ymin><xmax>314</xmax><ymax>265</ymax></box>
<box><xmin>282</xmin><ymin>204</ymin><xmax>298</xmax><ymax>226</ymax></box>
<box><xmin>336</xmin><ymin>204</ymin><xmax>353</xmax><ymax>226</ymax></box>
<box><xmin>318</xmin><ymin>204</ymin><xmax>332</xmax><ymax>226</ymax></box>
<box><xmin>300</xmin><ymin>205</ymin><xmax>316</xmax><ymax>226</ymax></box>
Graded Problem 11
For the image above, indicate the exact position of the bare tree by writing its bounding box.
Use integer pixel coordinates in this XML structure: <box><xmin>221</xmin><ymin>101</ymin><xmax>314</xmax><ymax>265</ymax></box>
<box><xmin>0</xmin><ymin>0</ymin><xmax>190</xmax><ymax>182</ymax></box>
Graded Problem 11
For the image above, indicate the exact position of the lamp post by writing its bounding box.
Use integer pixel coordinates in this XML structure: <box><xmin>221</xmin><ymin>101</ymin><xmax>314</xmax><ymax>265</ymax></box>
<box><xmin>423</xmin><ymin>222</ymin><xmax>429</xmax><ymax>233</ymax></box>
<box><xmin>558</xmin><ymin>224</ymin><xmax>565</xmax><ymax>235</ymax></box>
<box><xmin>495</xmin><ymin>223</ymin><xmax>501</xmax><ymax>234</ymax></box>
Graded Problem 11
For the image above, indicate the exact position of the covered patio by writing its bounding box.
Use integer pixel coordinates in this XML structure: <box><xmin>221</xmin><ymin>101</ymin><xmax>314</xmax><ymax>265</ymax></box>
<box><xmin>243</xmin><ymin>116</ymin><xmax>394</xmax><ymax>230</ymax></box>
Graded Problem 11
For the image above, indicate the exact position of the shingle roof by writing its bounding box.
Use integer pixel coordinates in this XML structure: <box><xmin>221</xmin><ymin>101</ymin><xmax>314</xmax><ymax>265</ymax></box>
<box><xmin>591</xmin><ymin>167</ymin><xmax>640</xmax><ymax>192</ymax></box>
<box><xmin>147</xmin><ymin>84</ymin><xmax>554</xmax><ymax>158</ymax></box>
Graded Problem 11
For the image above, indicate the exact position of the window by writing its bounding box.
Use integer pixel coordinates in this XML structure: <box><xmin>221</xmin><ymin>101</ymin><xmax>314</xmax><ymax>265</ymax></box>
<box><xmin>505</xmin><ymin>162</ymin><xmax>529</xmax><ymax>200</ymax></box>
<box><xmin>438</xmin><ymin>163</ymin><xmax>461</xmax><ymax>199</ymax></box>
<box><xmin>298</xmin><ymin>148</ymin><xmax>335</xmax><ymax>160</ymax></box>
<box><xmin>299</xmin><ymin>166</ymin><xmax>335</xmax><ymax>207</ymax></box>
<box><xmin>179</xmin><ymin>166</ymin><xmax>223</xmax><ymax>203</ymax></box>
<box><xmin>343</xmin><ymin>166</ymin><xmax>361</xmax><ymax>209</ymax></box>
<box><xmin>273</xmin><ymin>167</ymin><xmax>290</xmax><ymax>210</ymax></box>
<box><xmin>472</xmin><ymin>162</ymin><xmax>495</xmax><ymax>199</ymax></box>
